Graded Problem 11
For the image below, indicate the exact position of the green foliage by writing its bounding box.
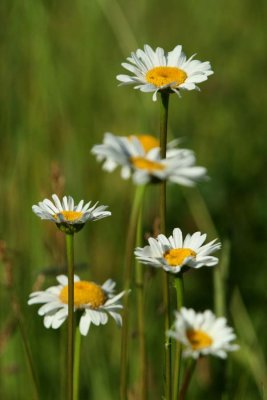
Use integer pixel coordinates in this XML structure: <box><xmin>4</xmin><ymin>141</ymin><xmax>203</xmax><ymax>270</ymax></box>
<box><xmin>0</xmin><ymin>0</ymin><xmax>266</xmax><ymax>398</ymax></box>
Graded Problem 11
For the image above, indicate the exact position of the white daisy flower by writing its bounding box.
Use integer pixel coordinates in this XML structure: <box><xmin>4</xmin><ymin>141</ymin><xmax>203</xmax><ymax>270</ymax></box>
<box><xmin>135</xmin><ymin>228</ymin><xmax>221</xmax><ymax>274</ymax></box>
<box><xmin>91</xmin><ymin>133</ymin><xmax>207</xmax><ymax>186</ymax></box>
<box><xmin>167</xmin><ymin>307</ymin><xmax>239</xmax><ymax>359</ymax></box>
<box><xmin>117</xmin><ymin>44</ymin><xmax>213</xmax><ymax>101</ymax></box>
<box><xmin>28</xmin><ymin>275</ymin><xmax>125</xmax><ymax>336</ymax></box>
<box><xmin>32</xmin><ymin>194</ymin><xmax>111</xmax><ymax>233</ymax></box>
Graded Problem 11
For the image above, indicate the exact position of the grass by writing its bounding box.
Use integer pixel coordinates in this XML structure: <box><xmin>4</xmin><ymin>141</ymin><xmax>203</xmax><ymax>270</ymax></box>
<box><xmin>0</xmin><ymin>0</ymin><xmax>267</xmax><ymax>398</ymax></box>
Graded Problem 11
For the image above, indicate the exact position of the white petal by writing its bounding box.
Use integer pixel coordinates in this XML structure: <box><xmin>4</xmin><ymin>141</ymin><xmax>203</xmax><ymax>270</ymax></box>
<box><xmin>109</xmin><ymin>311</ymin><xmax>122</xmax><ymax>326</ymax></box>
<box><xmin>44</xmin><ymin>314</ymin><xmax>54</xmax><ymax>328</ymax></box>
<box><xmin>172</xmin><ymin>228</ymin><xmax>183</xmax><ymax>248</ymax></box>
<box><xmin>88</xmin><ymin>309</ymin><xmax>100</xmax><ymax>325</ymax></box>
<box><xmin>147</xmin><ymin>237</ymin><xmax>163</xmax><ymax>257</ymax></box>
<box><xmin>98</xmin><ymin>311</ymin><xmax>108</xmax><ymax>325</ymax></box>
<box><xmin>104</xmin><ymin>291</ymin><xmax>125</xmax><ymax>306</ymax></box>
<box><xmin>116</xmin><ymin>74</ymin><xmax>135</xmax><ymax>83</ymax></box>
<box><xmin>56</xmin><ymin>275</ymin><xmax>68</xmax><ymax>286</ymax></box>
<box><xmin>43</xmin><ymin>199</ymin><xmax>59</xmax><ymax>214</ymax></box>
<box><xmin>52</xmin><ymin>308</ymin><xmax>68</xmax><ymax>329</ymax></box>
<box><xmin>102</xmin><ymin>279</ymin><xmax>116</xmax><ymax>293</ymax></box>
<box><xmin>62</xmin><ymin>196</ymin><xmax>69</xmax><ymax>210</ymax></box>
<box><xmin>68</xmin><ymin>196</ymin><xmax>74</xmax><ymax>211</ymax></box>
<box><xmin>75</xmin><ymin>200</ymin><xmax>84</xmax><ymax>212</ymax></box>
<box><xmin>152</xmin><ymin>89</ymin><xmax>159</xmax><ymax>102</ymax></box>
<box><xmin>121</xmin><ymin>166</ymin><xmax>131</xmax><ymax>180</ymax></box>
<box><xmin>38</xmin><ymin>302</ymin><xmax>62</xmax><ymax>316</ymax></box>
<box><xmin>79</xmin><ymin>311</ymin><xmax>91</xmax><ymax>336</ymax></box>
<box><xmin>52</xmin><ymin>194</ymin><xmax>63</xmax><ymax>211</ymax></box>
<box><xmin>28</xmin><ymin>293</ymin><xmax>57</xmax><ymax>305</ymax></box>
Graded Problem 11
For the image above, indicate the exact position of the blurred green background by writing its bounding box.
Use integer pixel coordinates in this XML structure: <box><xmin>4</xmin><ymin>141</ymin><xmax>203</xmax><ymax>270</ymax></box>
<box><xmin>0</xmin><ymin>0</ymin><xmax>267</xmax><ymax>399</ymax></box>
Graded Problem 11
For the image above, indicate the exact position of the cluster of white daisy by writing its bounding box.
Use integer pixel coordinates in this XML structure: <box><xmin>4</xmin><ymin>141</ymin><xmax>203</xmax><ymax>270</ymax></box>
<box><xmin>29</xmin><ymin>194</ymin><xmax>125</xmax><ymax>335</ymax></box>
<box><xmin>28</xmin><ymin>44</ymin><xmax>239</xmax><ymax>374</ymax></box>
<box><xmin>134</xmin><ymin>227</ymin><xmax>238</xmax><ymax>357</ymax></box>
<box><xmin>110</xmin><ymin>44</ymin><xmax>236</xmax><ymax>360</ymax></box>
<box><xmin>91</xmin><ymin>46</ymin><xmax>214</xmax><ymax>188</ymax></box>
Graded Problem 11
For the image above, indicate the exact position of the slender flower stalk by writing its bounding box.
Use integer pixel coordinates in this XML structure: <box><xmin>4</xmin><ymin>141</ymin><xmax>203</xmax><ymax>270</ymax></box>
<box><xmin>31</xmin><ymin>195</ymin><xmax>111</xmax><ymax>400</ymax></box>
<box><xmin>66</xmin><ymin>233</ymin><xmax>75</xmax><ymax>400</ymax></box>
<box><xmin>135</xmin><ymin>188</ymin><xmax>148</xmax><ymax>400</ymax></box>
<box><xmin>120</xmin><ymin>185</ymin><xmax>146</xmax><ymax>400</ymax></box>
<box><xmin>160</xmin><ymin>92</ymin><xmax>169</xmax><ymax>159</ymax></box>
<box><xmin>173</xmin><ymin>274</ymin><xmax>184</xmax><ymax>400</ymax></box>
<box><xmin>60</xmin><ymin>328</ymin><xmax>67</xmax><ymax>400</ymax></box>
<box><xmin>73</xmin><ymin>324</ymin><xmax>82</xmax><ymax>400</ymax></box>
<box><xmin>159</xmin><ymin>92</ymin><xmax>172</xmax><ymax>400</ymax></box>
<box><xmin>179</xmin><ymin>359</ymin><xmax>197</xmax><ymax>400</ymax></box>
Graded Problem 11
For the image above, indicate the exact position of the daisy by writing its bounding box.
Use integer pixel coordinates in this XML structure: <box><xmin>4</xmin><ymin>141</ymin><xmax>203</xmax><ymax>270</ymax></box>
<box><xmin>135</xmin><ymin>228</ymin><xmax>221</xmax><ymax>274</ymax></box>
<box><xmin>32</xmin><ymin>194</ymin><xmax>111</xmax><ymax>233</ymax></box>
<box><xmin>167</xmin><ymin>307</ymin><xmax>239</xmax><ymax>359</ymax></box>
<box><xmin>91</xmin><ymin>133</ymin><xmax>207</xmax><ymax>186</ymax></box>
<box><xmin>28</xmin><ymin>275</ymin><xmax>125</xmax><ymax>336</ymax></box>
<box><xmin>117</xmin><ymin>44</ymin><xmax>213</xmax><ymax>101</ymax></box>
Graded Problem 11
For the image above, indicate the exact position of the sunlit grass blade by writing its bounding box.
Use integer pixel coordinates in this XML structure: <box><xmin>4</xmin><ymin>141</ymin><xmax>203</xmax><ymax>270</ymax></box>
<box><xmin>120</xmin><ymin>185</ymin><xmax>146</xmax><ymax>399</ymax></box>
<box><xmin>134</xmin><ymin>188</ymin><xmax>148</xmax><ymax>400</ymax></box>
<box><xmin>230</xmin><ymin>288</ymin><xmax>267</xmax><ymax>396</ymax></box>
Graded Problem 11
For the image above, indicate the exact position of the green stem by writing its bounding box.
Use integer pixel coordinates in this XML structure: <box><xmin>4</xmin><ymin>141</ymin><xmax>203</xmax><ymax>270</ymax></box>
<box><xmin>73</xmin><ymin>324</ymin><xmax>82</xmax><ymax>400</ymax></box>
<box><xmin>160</xmin><ymin>92</ymin><xmax>169</xmax><ymax>159</ymax></box>
<box><xmin>120</xmin><ymin>184</ymin><xmax>146</xmax><ymax>400</ymax></box>
<box><xmin>135</xmin><ymin>187</ymin><xmax>148</xmax><ymax>400</ymax></box>
<box><xmin>173</xmin><ymin>274</ymin><xmax>184</xmax><ymax>400</ymax></box>
<box><xmin>162</xmin><ymin>271</ymin><xmax>171</xmax><ymax>400</ymax></box>
<box><xmin>66</xmin><ymin>233</ymin><xmax>75</xmax><ymax>400</ymax></box>
<box><xmin>60</xmin><ymin>327</ymin><xmax>67</xmax><ymax>400</ymax></box>
<box><xmin>159</xmin><ymin>92</ymin><xmax>172</xmax><ymax>400</ymax></box>
<box><xmin>179</xmin><ymin>359</ymin><xmax>196</xmax><ymax>400</ymax></box>
<box><xmin>161</xmin><ymin>183</ymin><xmax>171</xmax><ymax>400</ymax></box>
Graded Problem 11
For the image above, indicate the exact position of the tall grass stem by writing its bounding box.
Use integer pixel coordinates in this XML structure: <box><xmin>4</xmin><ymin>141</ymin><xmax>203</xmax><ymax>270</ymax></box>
<box><xmin>74</xmin><ymin>324</ymin><xmax>82</xmax><ymax>400</ymax></box>
<box><xmin>120</xmin><ymin>185</ymin><xmax>146</xmax><ymax>400</ymax></box>
<box><xmin>66</xmin><ymin>233</ymin><xmax>75</xmax><ymax>400</ymax></box>
<box><xmin>159</xmin><ymin>92</ymin><xmax>172</xmax><ymax>400</ymax></box>
<box><xmin>96</xmin><ymin>0</ymin><xmax>138</xmax><ymax>55</ymax></box>
<box><xmin>15</xmin><ymin>303</ymin><xmax>39</xmax><ymax>400</ymax></box>
<box><xmin>179</xmin><ymin>359</ymin><xmax>196</xmax><ymax>400</ymax></box>
<box><xmin>135</xmin><ymin>187</ymin><xmax>148</xmax><ymax>400</ymax></box>
<box><xmin>173</xmin><ymin>274</ymin><xmax>184</xmax><ymax>400</ymax></box>
<box><xmin>60</xmin><ymin>328</ymin><xmax>67</xmax><ymax>400</ymax></box>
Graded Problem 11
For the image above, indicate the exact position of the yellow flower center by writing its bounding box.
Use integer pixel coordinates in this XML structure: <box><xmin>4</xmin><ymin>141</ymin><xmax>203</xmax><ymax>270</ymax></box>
<box><xmin>54</xmin><ymin>211</ymin><xmax>83</xmax><ymax>222</ymax></box>
<box><xmin>186</xmin><ymin>329</ymin><xmax>213</xmax><ymax>350</ymax></box>
<box><xmin>59</xmin><ymin>281</ymin><xmax>107</xmax><ymax>308</ymax></box>
<box><xmin>130</xmin><ymin>156</ymin><xmax>165</xmax><ymax>171</ymax></box>
<box><xmin>164</xmin><ymin>248</ymin><xmax>196</xmax><ymax>266</ymax></box>
<box><xmin>129</xmin><ymin>135</ymin><xmax>160</xmax><ymax>153</ymax></box>
<box><xmin>146</xmin><ymin>66</ymin><xmax>187</xmax><ymax>88</ymax></box>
